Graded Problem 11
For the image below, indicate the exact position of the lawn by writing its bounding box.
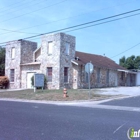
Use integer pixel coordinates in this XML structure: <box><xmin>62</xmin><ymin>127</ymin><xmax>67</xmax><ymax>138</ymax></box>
<box><xmin>0</xmin><ymin>89</ymin><xmax>118</xmax><ymax>101</ymax></box>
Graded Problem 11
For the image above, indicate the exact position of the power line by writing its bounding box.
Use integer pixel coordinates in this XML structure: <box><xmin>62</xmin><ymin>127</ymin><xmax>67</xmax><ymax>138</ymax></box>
<box><xmin>0</xmin><ymin>0</ymin><xmax>47</xmax><ymax>16</ymax></box>
<box><xmin>65</xmin><ymin>12</ymin><xmax>140</xmax><ymax>32</ymax></box>
<box><xmin>17</xmin><ymin>10</ymin><xmax>140</xmax><ymax>39</ymax></box>
<box><xmin>0</xmin><ymin>9</ymin><xmax>140</xmax><ymax>46</ymax></box>
<box><xmin>21</xmin><ymin>12</ymin><xmax>140</xmax><ymax>41</ymax></box>
<box><xmin>111</xmin><ymin>42</ymin><xmax>140</xmax><ymax>58</ymax></box>
<box><xmin>0</xmin><ymin>0</ymin><xmax>27</xmax><ymax>11</ymax></box>
<box><xmin>0</xmin><ymin>1</ymin><xmax>137</xmax><ymax>35</ymax></box>
<box><xmin>0</xmin><ymin>0</ymin><xmax>67</xmax><ymax>23</ymax></box>
<box><xmin>0</xmin><ymin>28</ymin><xmax>39</xmax><ymax>35</ymax></box>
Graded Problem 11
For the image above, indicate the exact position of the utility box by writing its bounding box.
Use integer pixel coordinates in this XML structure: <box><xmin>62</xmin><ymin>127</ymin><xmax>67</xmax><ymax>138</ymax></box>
<box><xmin>34</xmin><ymin>73</ymin><xmax>44</xmax><ymax>92</ymax></box>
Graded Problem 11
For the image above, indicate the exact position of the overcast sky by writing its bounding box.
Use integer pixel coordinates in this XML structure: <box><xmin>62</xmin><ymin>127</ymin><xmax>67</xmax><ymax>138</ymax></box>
<box><xmin>0</xmin><ymin>0</ymin><xmax>140</xmax><ymax>63</ymax></box>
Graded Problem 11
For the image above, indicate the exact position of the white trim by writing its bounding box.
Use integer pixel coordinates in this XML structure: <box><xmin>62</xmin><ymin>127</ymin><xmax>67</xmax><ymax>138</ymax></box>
<box><xmin>26</xmin><ymin>72</ymin><xmax>36</xmax><ymax>89</ymax></box>
<box><xmin>20</xmin><ymin>62</ymin><xmax>41</xmax><ymax>66</ymax></box>
<box><xmin>48</xmin><ymin>41</ymin><xmax>53</xmax><ymax>55</ymax></box>
<box><xmin>11</xmin><ymin>47</ymin><xmax>15</xmax><ymax>59</ymax></box>
<box><xmin>117</xmin><ymin>69</ymin><xmax>137</xmax><ymax>74</ymax></box>
<box><xmin>33</xmin><ymin>46</ymin><xmax>41</xmax><ymax>61</ymax></box>
<box><xmin>71</xmin><ymin>60</ymin><xmax>78</xmax><ymax>65</ymax></box>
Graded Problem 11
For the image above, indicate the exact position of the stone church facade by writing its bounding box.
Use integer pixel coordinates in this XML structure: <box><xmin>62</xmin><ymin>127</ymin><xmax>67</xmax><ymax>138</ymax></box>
<box><xmin>5</xmin><ymin>33</ymin><xmax>137</xmax><ymax>89</ymax></box>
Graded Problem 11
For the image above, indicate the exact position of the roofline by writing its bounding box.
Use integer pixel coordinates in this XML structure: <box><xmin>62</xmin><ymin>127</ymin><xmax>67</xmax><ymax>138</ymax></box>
<box><xmin>117</xmin><ymin>69</ymin><xmax>137</xmax><ymax>74</ymax></box>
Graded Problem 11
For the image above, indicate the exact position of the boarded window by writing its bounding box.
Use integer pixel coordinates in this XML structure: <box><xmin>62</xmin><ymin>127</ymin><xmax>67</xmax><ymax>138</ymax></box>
<box><xmin>48</xmin><ymin>42</ymin><xmax>53</xmax><ymax>55</ymax></box>
<box><xmin>64</xmin><ymin>67</ymin><xmax>68</xmax><ymax>82</ymax></box>
<box><xmin>97</xmin><ymin>68</ymin><xmax>100</xmax><ymax>83</ymax></box>
<box><xmin>10</xmin><ymin>69</ymin><xmax>15</xmax><ymax>82</ymax></box>
<box><xmin>11</xmin><ymin>47</ymin><xmax>15</xmax><ymax>59</ymax></box>
<box><xmin>47</xmin><ymin>67</ymin><xmax>52</xmax><ymax>82</ymax></box>
<box><xmin>65</xmin><ymin>43</ymin><xmax>70</xmax><ymax>55</ymax></box>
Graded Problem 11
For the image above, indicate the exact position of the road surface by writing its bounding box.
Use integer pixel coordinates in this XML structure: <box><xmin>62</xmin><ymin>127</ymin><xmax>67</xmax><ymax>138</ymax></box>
<box><xmin>0</xmin><ymin>97</ymin><xmax>140</xmax><ymax>140</ymax></box>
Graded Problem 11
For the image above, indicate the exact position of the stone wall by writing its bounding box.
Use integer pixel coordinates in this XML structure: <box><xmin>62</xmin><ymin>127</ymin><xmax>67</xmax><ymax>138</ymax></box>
<box><xmin>118</xmin><ymin>71</ymin><xmax>136</xmax><ymax>86</ymax></box>
<box><xmin>109</xmin><ymin>70</ymin><xmax>118</xmax><ymax>87</ymax></box>
<box><xmin>60</xmin><ymin>33</ymin><xmax>76</xmax><ymax>89</ymax></box>
<box><xmin>72</xmin><ymin>64</ymin><xmax>78</xmax><ymax>89</ymax></box>
<box><xmin>20</xmin><ymin>40</ymin><xmax>37</xmax><ymax>64</ymax></box>
<box><xmin>38</xmin><ymin>33</ymin><xmax>62</xmax><ymax>89</ymax></box>
<box><xmin>5</xmin><ymin>40</ymin><xmax>38</xmax><ymax>89</ymax></box>
<box><xmin>5</xmin><ymin>41</ymin><xmax>21</xmax><ymax>89</ymax></box>
<box><xmin>34</xmin><ymin>33</ymin><xmax>76</xmax><ymax>89</ymax></box>
<box><xmin>118</xmin><ymin>72</ymin><xmax>125</xmax><ymax>86</ymax></box>
<box><xmin>76</xmin><ymin>65</ymin><xmax>118</xmax><ymax>88</ymax></box>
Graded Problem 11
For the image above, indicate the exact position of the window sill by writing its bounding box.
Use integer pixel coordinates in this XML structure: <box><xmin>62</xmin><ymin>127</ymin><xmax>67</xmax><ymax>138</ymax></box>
<box><xmin>64</xmin><ymin>82</ymin><xmax>69</xmax><ymax>84</ymax></box>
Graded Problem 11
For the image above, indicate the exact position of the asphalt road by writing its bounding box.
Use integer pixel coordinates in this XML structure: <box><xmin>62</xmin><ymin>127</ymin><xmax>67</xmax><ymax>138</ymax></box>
<box><xmin>0</xmin><ymin>100</ymin><xmax>140</xmax><ymax>140</ymax></box>
<box><xmin>101</xmin><ymin>96</ymin><xmax>140</xmax><ymax>107</ymax></box>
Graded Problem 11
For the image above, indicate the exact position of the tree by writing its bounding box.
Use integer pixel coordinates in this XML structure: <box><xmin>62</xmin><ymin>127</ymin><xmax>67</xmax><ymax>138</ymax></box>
<box><xmin>119</xmin><ymin>56</ymin><xmax>126</xmax><ymax>68</ymax></box>
<box><xmin>0</xmin><ymin>47</ymin><xmax>5</xmax><ymax>76</ymax></box>
<box><xmin>119</xmin><ymin>55</ymin><xmax>140</xmax><ymax>70</ymax></box>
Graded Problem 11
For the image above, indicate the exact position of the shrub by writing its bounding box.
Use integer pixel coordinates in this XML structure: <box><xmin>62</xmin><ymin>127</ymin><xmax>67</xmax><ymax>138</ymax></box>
<box><xmin>0</xmin><ymin>76</ymin><xmax>9</xmax><ymax>89</ymax></box>
<box><xmin>31</xmin><ymin>74</ymin><xmax>47</xmax><ymax>89</ymax></box>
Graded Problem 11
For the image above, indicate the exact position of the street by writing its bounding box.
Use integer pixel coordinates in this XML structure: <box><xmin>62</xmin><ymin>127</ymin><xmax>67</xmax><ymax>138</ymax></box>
<box><xmin>0</xmin><ymin>96</ymin><xmax>140</xmax><ymax>140</ymax></box>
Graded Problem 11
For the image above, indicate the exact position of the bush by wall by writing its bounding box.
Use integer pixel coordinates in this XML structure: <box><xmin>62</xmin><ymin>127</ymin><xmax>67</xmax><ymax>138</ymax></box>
<box><xmin>0</xmin><ymin>76</ymin><xmax>9</xmax><ymax>89</ymax></box>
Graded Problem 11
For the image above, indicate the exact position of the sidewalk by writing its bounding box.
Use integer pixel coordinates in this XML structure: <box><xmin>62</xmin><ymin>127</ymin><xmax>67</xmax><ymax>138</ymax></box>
<box><xmin>0</xmin><ymin>88</ymin><xmax>26</xmax><ymax>92</ymax></box>
<box><xmin>98</xmin><ymin>86</ymin><xmax>140</xmax><ymax>96</ymax></box>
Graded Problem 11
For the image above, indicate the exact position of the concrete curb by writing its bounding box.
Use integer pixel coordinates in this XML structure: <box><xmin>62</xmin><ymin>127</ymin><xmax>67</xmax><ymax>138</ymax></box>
<box><xmin>0</xmin><ymin>94</ymin><xmax>139</xmax><ymax>105</ymax></box>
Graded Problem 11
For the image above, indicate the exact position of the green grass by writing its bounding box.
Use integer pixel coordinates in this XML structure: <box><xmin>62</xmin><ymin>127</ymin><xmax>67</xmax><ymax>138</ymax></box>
<box><xmin>0</xmin><ymin>89</ymin><xmax>116</xmax><ymax>101</ymax></box>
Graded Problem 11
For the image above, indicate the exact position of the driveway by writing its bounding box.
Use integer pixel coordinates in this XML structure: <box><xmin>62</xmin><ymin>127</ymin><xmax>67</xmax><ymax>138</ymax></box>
<box><xmin>97</xmin><ymin>86</ymin><xmax>140</xmax><ymax>96</ymax></box>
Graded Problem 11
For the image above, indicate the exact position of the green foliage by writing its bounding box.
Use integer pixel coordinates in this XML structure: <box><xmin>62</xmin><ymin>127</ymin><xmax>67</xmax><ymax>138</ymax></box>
<box><xmin>119</xmin><ymin>55</ymin><xmax>140</xmax><ymax>69</ymax></box>
<box><xmin>0</xmin><ymin>47</ymin><xmax>5</xmax><ymax>76</ymax></box>
<box><xmin>31</xmin><ymin>74</ymin><xmax>47</xmax><ymax>88</ymax></box>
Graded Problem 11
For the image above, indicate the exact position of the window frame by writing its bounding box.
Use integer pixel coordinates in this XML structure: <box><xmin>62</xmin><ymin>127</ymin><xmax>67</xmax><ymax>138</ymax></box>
<box><xmin>11</xmin><ymin>47</ymin><xmax>15</xmax><ymax>59</ymax></box>
<box><xmin>10</xmin><ymin>69</ymin><xmax>15</xmax><ymax>82</ymax></box>
<box><xmin>48</xmin><ymin>41</ymin><xmax>53</xmax><ymax>55</ymax></box>
<box><xmin>65</xmin><ymin>42</ymin><xmax>70</xmax><ymax>55</ymax></box>
<box><xmin>47</xmin><ymin>67</ymin><xmax>52</xmax><ymax>82</ymax></box>
<box><xmin>64</xmin><ymin>67</ymin><xmax>68</xmax><ymax>83</ymax></box>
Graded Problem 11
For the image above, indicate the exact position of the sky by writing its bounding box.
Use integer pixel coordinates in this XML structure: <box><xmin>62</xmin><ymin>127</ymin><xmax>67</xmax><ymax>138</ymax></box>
<box><xmin>0</xmin><ymin>0</ymin><xmax>140</xmax><ymax>64</ymax></box>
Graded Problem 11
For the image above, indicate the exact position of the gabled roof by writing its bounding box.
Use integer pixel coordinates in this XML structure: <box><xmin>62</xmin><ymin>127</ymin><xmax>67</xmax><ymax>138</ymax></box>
<box><xmin>74</xmin><ymin>51</ymin><xmax>126</xmax><ymax>70</ymax></box>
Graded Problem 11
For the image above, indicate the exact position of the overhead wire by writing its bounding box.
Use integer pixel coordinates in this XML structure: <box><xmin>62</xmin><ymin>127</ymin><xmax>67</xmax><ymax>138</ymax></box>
<box><xmin>65</xmin><ymin>12</ymin><xmax>140</xmax><ymax>33</ymax></box>
<box><xmin>0</xmin><ymin>0</ymin><xmax>47</xmax><ymax>16</ymax></box>
<box><xmin>111</xmin><ymin>42</ymin><xmax>140</xmax><ymax>58</ymax></box>
<box><xmin>0</xmin><ymin>9</ymin><xmax>140</xmax><ymax>46</ymax></box>
<box><xmin>0</xmin><ymin>0</ymin><xmax>27</xmax><ymax>11</ymax></box>
<box><xmin>0</xmin><ymin>0</ymin><xmax>67</xmax><ymax>23</ymax></box>
<box><xmin>24</xmin><ymin>12</ymin><xmax>140</xmax><ymax>41</ymax></box>
<box><xmin>0</xmin><ymin>0</ymin><xmax>137</xmax><ymax>35</ymax></box>
<box><xmin>17</xmin><ymin>10</ymin><xmax>140</xmax><ymax>39</ymax></box>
